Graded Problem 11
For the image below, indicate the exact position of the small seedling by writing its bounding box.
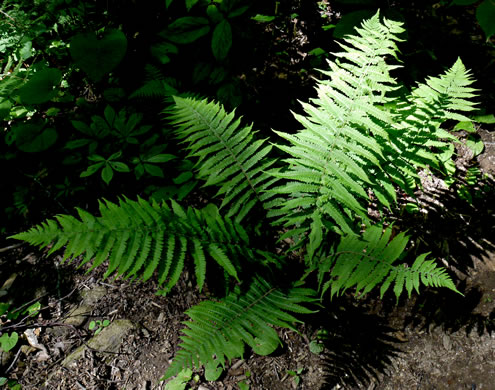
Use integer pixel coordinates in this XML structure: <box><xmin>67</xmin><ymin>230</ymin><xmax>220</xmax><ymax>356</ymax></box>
<box><xmin>88</xmin><ymin>319</ymin><xmax>110</xmax><ymax>335</ymax></box>
<box><xmin>287</xmin><ymin>367</ymin><xmax>304</xmax><ymax>387</ymax></box>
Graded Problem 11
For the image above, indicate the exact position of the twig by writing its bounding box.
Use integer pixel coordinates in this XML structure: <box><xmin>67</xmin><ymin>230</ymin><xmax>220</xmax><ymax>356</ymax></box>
<box><xmin>0</xmin><ymin>243</ymin><xmax>23</xmax><ymax>253</ymax></box>
<box><xmin>5</xmin><ymin>345</ymin><xmax>23</xmax><ymax>374</ymax></box>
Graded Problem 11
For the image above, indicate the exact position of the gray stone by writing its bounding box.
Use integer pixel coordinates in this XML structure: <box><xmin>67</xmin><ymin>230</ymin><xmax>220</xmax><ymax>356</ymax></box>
<box><xmin>62</xmin><ymin>319</ymin><xmax>135</xmax><ymax>367</ymax></box>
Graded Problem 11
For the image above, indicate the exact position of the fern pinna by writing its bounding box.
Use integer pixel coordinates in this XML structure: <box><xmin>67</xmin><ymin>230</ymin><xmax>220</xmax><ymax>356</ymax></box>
<box><xmin>10</xmin><ymin>11</ymin><xmax>476</xmax><ymax>384</ymax></box>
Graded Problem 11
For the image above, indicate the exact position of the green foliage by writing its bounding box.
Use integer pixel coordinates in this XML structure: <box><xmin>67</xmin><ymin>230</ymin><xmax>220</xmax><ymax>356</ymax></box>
<box><xmin>88</xmin><ymin>319</ymin><xmax>110</xmax><ymax>335</ymax></box>
<box><xmin>317</xmin><ymin>225</ymin><xmax>460</xmax><ymax>301</ymax></box>
<box><xmin>169</xmin><ymin>96</ymin><xmax>279</xmax><ymax>222</ymax></box>
<box><xmin>452</xmin><ymin>0</ymin><xmax>495</xmax><ymax>39</ymax></box>
<box><xmin>10</xmin><ymin>196</ymin><xmax>274</xmax><ymax>293</ymax></box>
<box><xmin>70</xmin><ymin>29</ymin><xmax>127</xmax><ymax>82</ymax></box>
<box><xmin>10</xmin><ymin>12</ymin><xmax>478</xmax><ymax>384</ymax></box>
<box><xmin>163</xmin><ymin>277</ymin><xmax>315</xmax><ymax>379</ymax></box>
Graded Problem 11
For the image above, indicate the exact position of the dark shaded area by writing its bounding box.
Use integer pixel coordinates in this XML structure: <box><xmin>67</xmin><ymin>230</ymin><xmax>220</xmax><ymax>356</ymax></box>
<box><xmin>307</xmin><ymin>298</ymin><xmax>403</xmax><ymax>389</ymax></box>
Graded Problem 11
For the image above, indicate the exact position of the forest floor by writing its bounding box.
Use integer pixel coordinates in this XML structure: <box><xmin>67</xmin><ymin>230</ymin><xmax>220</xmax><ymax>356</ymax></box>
<box><xmin>1</xmin><ymin>127</ymin><xmax>495</xmax><ymax>390</ymax></box>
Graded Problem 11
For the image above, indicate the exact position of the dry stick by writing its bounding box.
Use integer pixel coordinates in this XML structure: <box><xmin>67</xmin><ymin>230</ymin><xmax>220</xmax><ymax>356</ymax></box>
<box><xmin>0</xmin><ymin>243</ymin><xmax>23</xmax><ymax>253</ymax></box>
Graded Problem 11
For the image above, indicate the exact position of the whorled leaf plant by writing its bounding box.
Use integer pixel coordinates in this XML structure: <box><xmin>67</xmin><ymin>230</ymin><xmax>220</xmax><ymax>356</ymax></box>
<box><xmin>10</xmin><ymin>11</ymin><xmax>476</xmax><ymax>383</ymax></box>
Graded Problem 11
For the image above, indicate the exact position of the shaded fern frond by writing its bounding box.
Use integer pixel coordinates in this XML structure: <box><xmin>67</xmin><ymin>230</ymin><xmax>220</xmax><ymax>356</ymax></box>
<box><xmin>129</xmin><ymin>64</ymin><xmax>178</xmax><ymax>100</ymax></box>
<box><xmin>318</xmin><ymin>224</ymin><xmax>460</xmax><ymax>301</ymax></box>
<box><xmin>10</xmin><ymin>197</ymin><xmax>255</xmax><ymax>294</ymax></box>
<box><xmin>168</xmin><ymin>96</ymin><xmax>279</xmax><ymax>222</ymax></box>
<box><xmin>163</xmin><ymin>276</ymin><xmax>316</xmax><ymax>379</ymax></box>
<box><xmin>384</xmin><ymin>57</ymin><xmax>479</xmax><ymax>179</ymax></box>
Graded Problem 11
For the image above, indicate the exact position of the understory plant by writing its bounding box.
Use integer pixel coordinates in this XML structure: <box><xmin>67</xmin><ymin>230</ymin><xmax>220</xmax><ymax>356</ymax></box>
<box><xmin>10</xmin><ymin>12</ymin><xmax>480</xmax><ymax>383</ymax></box>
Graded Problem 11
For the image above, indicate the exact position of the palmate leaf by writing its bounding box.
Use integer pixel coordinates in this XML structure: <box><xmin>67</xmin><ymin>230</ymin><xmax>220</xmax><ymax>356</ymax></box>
<box><xmin>168</xmin><ymin>96</ymin><xmax>279</xmax><ymax>222</ymax></box>
<box><xmin>318</xmin><ymin>224</ymin><xmax>460</xmax><ymax>301</ymax></box>
<box><xmin>9</xmin><ymin>197</ymin><xmax>256</xmax><ymax>294</ymax></box>
<box><xmin>163</xmin><ymin>276</ymin><xmax>316</xmax><ymax>379</ymax></box>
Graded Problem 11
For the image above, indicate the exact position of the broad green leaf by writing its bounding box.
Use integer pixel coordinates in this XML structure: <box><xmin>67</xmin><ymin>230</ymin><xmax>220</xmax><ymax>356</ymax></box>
<box><xmin>251</xmin><ymin>14</ymin><xmax>276</xmax><ymax>23</ymax></box>
<box><xmin>228</xmin><ymin>5</ymin><xmax>250</xmax><ymax>18</ymax></box>
<box><xmin>212</xmin><ymin>20</ymin><xmax>232</xmax><ymax>61</ymax></box>
<box><xmin>207</xmin><ymin>4</ymin><xmax>224</xmax><ymax>23</ymax></box>
<box><xmin>110</xmin><ymin>162</ymin><xmax>131</xmax><ymax>172</ymax></box>
<box><xmin>145</xmin><ymin>154</ymin><xmax>176</xmax><ymax>163</ymax></box>
<box><xmin>163</xmin><ymin>368</ymin><xmax>193</xmax><ymax>389</ymax></box>
<box><xmin>477</xmin><ymin>0</ymin><xmax>495</xmax><ymax>38</ymax></box>
<box><xmin>163</xmin><ymin>17</ymin><xmax>210</xmax><ymax>44</ymax></box>
<box><xmin>0</xmin><ymin>332</ymin><xmax>18</xmax><ymax>352</ymax></box>
<box><xmin>80</xmin><ymin>162</ymin><xmax>104</xmax><ymax>177</ymax></box>
<box><xmin>101</xmin><ymin>165</ymin><xmax>114</xmax><ymax>184</ymax></box>
<box><xmin>185</xmin><ymin>0</ymin><xmax>200</xmax><ymax>11</ymax></box>
<box><xmin>465</xmin><ymin>135</ymin><xmax>484</xmax><ymax>156</ymax></box>
<box><xmin>204</xmin><ymin>361</ymin><xmax>223</xmax><ymax>381</ymax></box>
<box><xmin>473</xmin><ymin>114</ymin><xmax>495</xmax><ymax>123</ymax></box>
<box><xmin>13</xmin><ymin>123</ymin><xmax>58</xmax><ymax>152</ymax></box>
<box><xmin>18</xmin><ymin>67</ymin><xmax>62</xmax><ymax>104</ymax></box>
<box><xmin>70</xmin><ymin>29</ymin><xmax>127</xmax><ymax>81</ymax></box>
<box><xmin>144</xmin><ymin>163</ymin><xmax>164</xmax><ymax>177</ymax></box>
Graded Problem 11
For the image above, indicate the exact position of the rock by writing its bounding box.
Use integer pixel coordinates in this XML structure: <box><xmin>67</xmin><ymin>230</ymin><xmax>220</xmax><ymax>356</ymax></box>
<box><xmin>62</xmin><ymin>319</ymin><xmax>135</xmax><ymax>367</ymax></box>
<box><xmin>63</xmin><ymin>285</ymin><xmax>107</xmax><ymax>327</ymax></box>
<box><xmin>0</xmin><ymin>349</ymin><xmax>13</xmax><ymax>368</ymax></box>
<box><xmin>80</xmin><ymin>285</ymin><xmax>107</xmax><ymax>305</ymax></box>
<box><xmin>63</xmin><ymin>304</ymin><xmax>92</xmax><ymax>326</ymax></box>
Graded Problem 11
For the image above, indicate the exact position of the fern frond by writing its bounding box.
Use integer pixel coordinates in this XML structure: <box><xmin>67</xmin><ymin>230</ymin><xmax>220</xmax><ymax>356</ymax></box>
<box><xmin>269</xmin><ymin>11</ymin><xmax>404</xmax><ymax>249</ymax></box>
<box><xmin>384</xmin><ymin>58</ymin><xmax>479</xmax><ymax>178</ymax></box>
<box><xmin>318</xmin><ymin>224</ymin><xmax>460</xmax><ymax>301</ymax></box>
<box><xmin>168</xmin><ymin>96</ymin><xmax>279</xmax><ymax>222</ymax></box>
<box><xmin>9</xmin><ymin>198</ymin><xmax>259</xmax><ymax>293</ymax></box>
<box><xmin>129</xmin><ymin>64</ymin><xmax>178</xmax><ymax>100</ymax></box>
<box><xmin>163</xmin><ymin>277</ymin><xmax>315</xmax><ymax>379</ymax></box>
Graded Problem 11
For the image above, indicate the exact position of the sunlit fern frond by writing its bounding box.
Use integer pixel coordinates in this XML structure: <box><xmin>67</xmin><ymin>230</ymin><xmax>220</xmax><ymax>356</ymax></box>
<box><xmin>10</xmin><ymin>197</ymin><xmax>258</xmax><ymax>294</ymax></box>
<box><xmin>317</xmin><ymin>224</ymin><xmax>459</xmax><ymax>301</ymax></box>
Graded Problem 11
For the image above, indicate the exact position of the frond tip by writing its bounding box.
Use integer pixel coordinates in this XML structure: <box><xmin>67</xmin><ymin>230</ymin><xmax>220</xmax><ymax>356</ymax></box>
<box><xmin>168</xmin><ymin>96</ymin><xmax>279</xmax><ymax>222</ymax></box>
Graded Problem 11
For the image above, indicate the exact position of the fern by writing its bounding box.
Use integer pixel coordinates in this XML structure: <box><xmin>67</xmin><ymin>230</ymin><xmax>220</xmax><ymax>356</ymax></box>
<box><xmin>267</xmin><ymin>12</ymin><xmax>405</xmax><ymax>248</ymax></box>
<box><xmin>268</xmin><ymin>12</ymin><xmax>478</xmax><ymax>260</ymax></box>
<box><xmin>317</xmin><ymin>224</ymin><xmax>460</xmax><ymax>301</ymax></box>
<box><xmin>169</xmin><ymin>96</ymin><xmax>279</xmax><ymax>222</ymax></box>
<box><xmin>9</xmin><ymin>11</ymin><xmax>475</xmax><ymax>384</ymax></box>
<box><xmin>163</xmin><ymin>276</ymin><xmax>315</xmax><ymax>379</ymax></box>
<box><xmin>10</xmin><ymin>197</ymin><xmax>258</xmax><ymax>293</ymax></box>
<box><xmin>129</xmin><ymin>64</ymin><xmax>178</xmax><ymax>100</ymax></box>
